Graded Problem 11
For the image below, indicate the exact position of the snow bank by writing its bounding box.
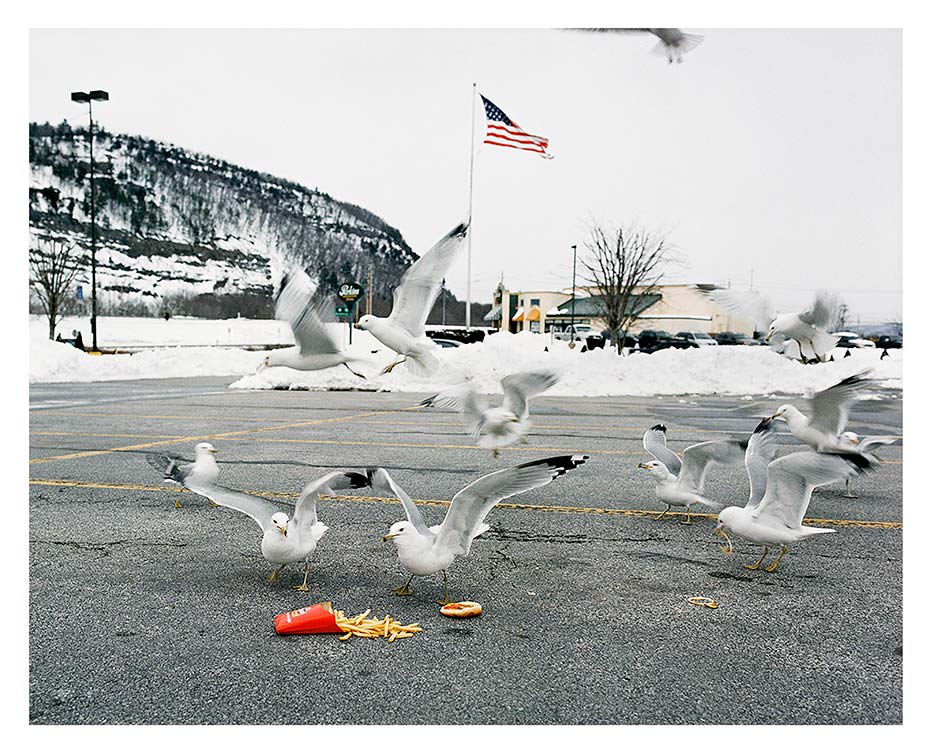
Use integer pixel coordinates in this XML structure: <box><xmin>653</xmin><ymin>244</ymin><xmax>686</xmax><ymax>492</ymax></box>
<box><xmin>231</xmin><ymin>331</ymin><xmax>902</xmax><ymax>397</ymax></box>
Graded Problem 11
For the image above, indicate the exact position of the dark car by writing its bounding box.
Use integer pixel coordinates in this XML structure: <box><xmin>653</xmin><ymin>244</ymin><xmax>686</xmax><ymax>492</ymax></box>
<box><xmin>714</xmin><ymin>331</ymin><xmax>759</xmax><ymax>346</ymax></box>
<box><xmin>875</xmin><ymin>335</ymin><xmax>903</xmax><ymax>349</ymax></box>
<box><xmin>637</xmin><ymin>330</ymin><xmax>697</xmax><ymax>354</ymax></box>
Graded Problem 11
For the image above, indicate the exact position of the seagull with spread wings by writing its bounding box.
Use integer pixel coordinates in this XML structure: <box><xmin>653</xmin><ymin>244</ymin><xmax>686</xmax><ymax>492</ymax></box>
<box><xmin>186</xmin><ymin>470</ymin><xmax>373</xmax><ymax>590</ymax></box>
<box><xmin>376</xmin><ymin>455</ymin><xmax>589</xmax><ymax>604</ymax></box>
<box><xmin>568</xmin><ymin>28</ymin><xmax>704</xmax><ymax>63</ymax></box>
<box><xmin>258</xmin><ymin>270</ymin><xmax>366</xmax><ymax>378</ymax></box>
<box><xmin>418</xmin><ymin>369</ymin><xmax>561</xmax><ymax>457</ymax></box>
<box><xmin>715</xmin><ymin>451</ymin><xmax>877</xmax><ymax>572</ymax></box>
<box><xmin>355</xmin><ymin>221</ymin><xmax>469</xmax><ymax>376</ymax></box>
<box><xmin>638</xmin><ymin>427</ymin><xmax>747</xmax><ymax>523</ymax></box>
<box><xmin>146</xmin><ymin>442</ymin><xmax>220</xmax><ymax>509</ymax></box>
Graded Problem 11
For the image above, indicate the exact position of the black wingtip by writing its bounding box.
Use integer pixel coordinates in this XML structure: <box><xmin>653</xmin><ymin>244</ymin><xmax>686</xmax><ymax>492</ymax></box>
<box><xmin>345</xmin><ymin>471</ymin><xmax>372</xmax><ymax>489</ymax></box>
<box><xmin>516</xmin><ymin>454</ymin><xmax>590</xmax><ymax>477</ymax></box>
<box><xmin>417</xmin><ymin>395</ymin><xmax>435</xmax><ymax>408</ymax></box>
<box><xmin>753</xmin><ymin>416</ymin><xmax>774</xmax><ymax>435</ymax></box>
<box><xmin>835</xmin><ymin>452</ymin><xmax>878</xmax><ymax>474</ymax></box>
<box><xmin>448</xmin><ymin>221</ymin><xmax>470</xmax><ymax>239</ymax></box>
<box><xmin>649</xmin><ymin>424</ymin><xmax>667</xmax><ymax>433</ymax></box>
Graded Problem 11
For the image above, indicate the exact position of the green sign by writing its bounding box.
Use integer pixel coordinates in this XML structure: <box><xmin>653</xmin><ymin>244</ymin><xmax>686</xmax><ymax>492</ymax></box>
<box><xmin>335</xmin><ymin>305</ymin><xmax>350</xmax><ymax>317</ymax></box>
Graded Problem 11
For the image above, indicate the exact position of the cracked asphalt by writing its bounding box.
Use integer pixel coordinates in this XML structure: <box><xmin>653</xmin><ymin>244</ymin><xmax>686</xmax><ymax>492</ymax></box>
<box><xmin>28</xmin><ymin>377</ymin><xmax>903</xmax><ymax>724</ymax></box>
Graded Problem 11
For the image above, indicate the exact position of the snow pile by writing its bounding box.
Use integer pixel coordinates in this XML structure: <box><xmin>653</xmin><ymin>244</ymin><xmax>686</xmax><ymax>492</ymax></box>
<box><xmin>231</xmin><ymin>331</ymin><xmax>902</xmax><ymax>397</ymax></box>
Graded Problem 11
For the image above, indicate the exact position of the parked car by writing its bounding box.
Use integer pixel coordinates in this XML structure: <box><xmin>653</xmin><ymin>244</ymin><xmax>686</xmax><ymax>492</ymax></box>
<box><xmin>714</xmin><ymin>331</ymin><xmax>760</xmax><ymax>346</ymax></box>
<box><xmin>554</xmin><ymin>324</ymin><xmax>595</xmax><ymax>342</ymax></box>
<box><xmin>637</xmin><ymin>330</ymin><xmax>697</xmax><ymax>353</ymax></box>
<box><xmin>676</xmin><ymin>331</ymin><xmax>718</xmax><ymax>347</ymax></box>
<box><xmin>431</xmin><ymin>338</ymin><xmax>462</xmax><ymax>348</ymax></box>
<box><xmin>875</xmin><ymin>334</ymin><xmax>903</xmax><ymax>349</ymax></box>
<box><xmin>833</xmin><ymin>331</ymin><xmax>875</xmax><ymax>349</ymax></box>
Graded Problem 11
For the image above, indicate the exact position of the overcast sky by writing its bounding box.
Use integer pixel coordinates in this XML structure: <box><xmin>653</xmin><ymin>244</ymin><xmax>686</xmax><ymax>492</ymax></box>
<box><xmin>29</xmin><ymin>28</ymin><xmax>901</xmax><ymax>322</ymax></box>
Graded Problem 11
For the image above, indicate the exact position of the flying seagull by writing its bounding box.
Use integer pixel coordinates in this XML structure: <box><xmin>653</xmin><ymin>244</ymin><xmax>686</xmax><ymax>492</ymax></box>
<box><xmin>146</xmin><ymin>441</ymin><xmax>219</xmax><ymax>509</ymax></box>
<box><xmin>259</xmin><ymin>270</ymin><xmax>366</xmax><ymax>378</ymax></box>
<box><xmin>418</xmin><ymin>369</ymin><xmax>562</xmax><ymax>457</ymax></box>
<box><xmin>376</xmin><ymin>455</ymin><xmax>590</xmax><ymax>604</ymax></box>
<box><xmin>567</xmin><ymin>28</ymin><xmax>704</xmax><ymax>63</ymax></box>
<box><xmin>355</xmin><ymin>221</ymin><xmax>469</xmax><ymax>375</ymax></box>
<box><xmin>702</xmin><ymin>289</ymin><xmax>841</xmax><ymax>363</ymax></box>
<box><xmin>771</xmin><ymin>370</ymin><xmax>874</xmax><ymax>453</ymax></box>
<box><xmin>186</xmin><ymin>470</ymin><xmax>374</xmax><ymax>589</ymax></box>
<box><xmin>638</xmin><ymin>426</ymin><xmax>747</xmax><ymax>524</ymax></box>
<box><xmin>715</xmin><ymin>451</ymin><xmax>877</xmax><ymax>572</ymax></box>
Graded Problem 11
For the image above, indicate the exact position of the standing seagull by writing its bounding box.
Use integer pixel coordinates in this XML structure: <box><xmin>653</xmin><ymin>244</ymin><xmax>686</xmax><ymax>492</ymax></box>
<box><xmin>568</xmin><ymin>28</ymin><xmax>704</xmax><ymax>63</ymax></box>
<box><xmin>418</xmin><ymin>369</ymin><xmax>561</xmax><ymax>457</ymax></box>
<box><xmin>146</xmin><ymin>442</ymin><xmax>220</xmax><ymax>509</ymax></box>
<box><xmin>258</xmin><ymin>270</ymin><xmax>366</xmax><ymax>378</ymax></box>
<box><xmin>715</xmin><ymin>452</ymin><xmax>877</xmax><ymax>572</ymax></box>
<box><xmin>638</xmin><ymin>429</ymin><xmax>747</xmax><ymax>524</ymax></box>
<box><xmin>187</xmin><ymin>470</ymin><xmax>373</xmax><ymax>590</ymax></box>
<box><xmin>355</xmin><ymin>221</ymin><xmax>469</xmax><ymax>375</ymax></box>
<box><xmin>838</xmin><ymin>431</ymin><xmax>900</xmax><ymax>497</ymax></box>
<box><xmin>771</xmin><ymin>370</ymin><xmax>873</xmax><ymax>453</ymax></box>
<box><xmin>377</xmin><ymin>455</ymin><xmax>589</xmax><ymax>604</ymax></box>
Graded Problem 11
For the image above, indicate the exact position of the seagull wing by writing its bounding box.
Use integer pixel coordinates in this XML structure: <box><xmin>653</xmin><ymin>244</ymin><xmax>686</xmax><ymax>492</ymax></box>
<box><xmin>677</xmin><ymin>439</ymin><xmax>746</xmax><ymax>496</ymax></box>
<box><xmin>754</xmin><ymin>452</ymin><xmax>877</xmax><ymax>529</ymax></box>
<box><xmin>146</xmin><ymin>452</ymin><xmax>191</xmax><ymax>484</ymax></box>
<box><xmin>808</xmin><ymin>370</ymin><xmax>873</xmax><ymax>435</ymax></box>
<box><xmin>186</xmin><ymin>481</ymin><xmax>278</xmax><ymax>531</ymax></box>
<box><xmin>700</xmin><ymin>288</ymin><xmax>775</xmax><ymax>332</ymax></box>
<box><xmin>370</xmin><ymin>468</ymin><xmax>432</xmax><ymax>536</ymax></box>
<box><xmin>501</xmin><ymin>369</ymin><xmax>561</xmax><ymax>420</ymax></box>
<box><xmin>799</xmin><ymin>292</ymin><xmax>837</xmax><ymax>330</ymax></box>
<box><xmin>642</xmin><ymin>424</ymin><xmax>682</xmax><ymax>476</ymax></box>
<box><xmin>275</xmin><ymin>271</ymin><xmax>341</xmax><ymax>356</ymax></box>
<box><xmin>387</xmin><ymin>222</ymin><xmax>469</xmax><ymax>339</ymax></box>
<box><xmin>858</xmin><ymin>435</ymin><xmax>899</xmax><ymax>453</ymax></box>
<box><xmin>293</xmin><ymin>470</ymin><xmax>373</xmax><ymax>529</ymax></box>
<box><xmin>745</xmin><ymin>418</ymin><xmax>782</xmax><ymax>508</ymax></box>
<box><xmin>434</xmin><ymin>455</ymin><xmax>590</xmax><ymax>556</ymax></box>
<box><xmin>419</xmin><ymin>383</ymin><xmax>486</xmax><ymax>436</ymax></box>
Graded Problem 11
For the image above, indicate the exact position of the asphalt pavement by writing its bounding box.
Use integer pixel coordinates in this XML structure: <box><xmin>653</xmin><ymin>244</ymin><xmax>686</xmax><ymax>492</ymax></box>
<box><xmin>28</xmin><ymin>378</ymin><xmax>903</xmax><ymax>724</ymax></box>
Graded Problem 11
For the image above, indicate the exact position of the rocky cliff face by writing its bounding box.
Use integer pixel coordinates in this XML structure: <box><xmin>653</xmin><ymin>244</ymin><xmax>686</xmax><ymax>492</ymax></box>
<box><xmin>29</xmin><ymin>121</ymin><xmax>418</xmax><ymax>313</ymax></box>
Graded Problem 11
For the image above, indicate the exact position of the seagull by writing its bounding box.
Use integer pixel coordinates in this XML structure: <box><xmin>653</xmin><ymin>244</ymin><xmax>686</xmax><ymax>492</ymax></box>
<box><xmin>771</xmin><ymin>370</ymin><xmax>874</xmax><ymax>453</ymax></box>
<box><xmin>838</xmin><ymin>431</ymin><xmax>900</xmax><ymax>497</ymax></box>
<box><xmin>186</xmin><ymin>470</ymin><xmax>373</xmax><ymax>590</ymax></box>
<box><xmin>418</xmin><ymin>369</ymin><xmax>561</xmax><ymax>457</ymax></box>
<box><xmin>258</xmin><ymin>270</ymin><xmax>366</xmax><ymax>378</ymax></box>
<box><xmin>638</xmin><ymin>428</ymin><xmax>746</xmax><ymax>524</ymax></box>
<box><xmin>702</xmin><ymin>289</ymin><xmax>841</xmax><ymax>363</ymax></box>
<box><xmin>146</xmin><ymin>442</ymin><xmax>220</xmax><ymax>509</ymax></box>
<box><xmin>376</xmin><ymin>455</ymin><xmax>590</xmax><ymax>604</ymax></box>
<box><xmin>568</xmin><ymin>28</ymin><xmax>704</xmax><ymax>63</ymax></box>
<box><xmin>715</xmin><ymin>451</ymin><xmax>877</xmax><ymax>572</ymax></box>
<box><xmin>355</xmin><ymin>221</ymin><xmax>469</xmax><ymax>375</ymax></box>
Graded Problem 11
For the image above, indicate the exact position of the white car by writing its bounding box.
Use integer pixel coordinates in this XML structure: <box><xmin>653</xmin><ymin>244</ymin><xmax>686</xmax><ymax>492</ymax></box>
<box><xmin>676</xmin><ymin>331</ymin><xmax>719</xmax><ymax>347</ymax></box>
<box><xmin>554</xmin><ymin>324</ymin><xmax>595</xmax><ymax>342</ymax></box>
<box><xmin>832</xmin><ymin>331</ymin><xmax>875</xmax><ymax>349</ymax></box>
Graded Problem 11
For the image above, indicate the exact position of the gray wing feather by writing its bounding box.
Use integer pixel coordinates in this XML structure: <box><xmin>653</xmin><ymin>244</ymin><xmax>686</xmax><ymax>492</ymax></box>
<box><xmin>808</xmin><ymin>370</ymin><xmax>872</xmax><ymax>435</ymax></box>
<box><xmin>275</xmin><ymin>271</ymin><xmax>342</xmax><ymax>356</ymax></box>
<box><xmin>642</xmin><ymin>425</ymin><xmax>682</xmax><ymax>476</ymax></box>
<box><xmin>701</xmin><ymin>289</ymin><xmax>775</xmax><ymax>332</ymax></box>
<box><xmin>434</xmin><ymin>455</ymin><xmax>589</xmax><ymax>556</ymax></box>
<box><xmin>293</xmin><ymin>470</ymin><xmax>372</xmax><ymax>529</ymax></box>
<box><xmin>745</xmin><ymin>418</ymin><xmax>782</xmax><ymax>508</ymax></box>
<box><xmin>501</xmin><ymin>370</ymin><xmax>560</xmax><ymax>420</ymax></box>
<box><xmin>799</xmin><ymin>292</ymin><xmax>837</xmax><ymax>330</ymax></box>
<box><xmin>371</xmin><ymin>469</ymin><xmax>432</xmax><ymax>535</ymax></box>
<box><xmin>388</xmin><ymin>222</ymin><xmax>469</xmax><ymax>339</ymax></box>
<box><xmin>420</xmin><ymin>384</ymin><xmax>486</xmax><ymax>437</ymax></box>
<box><xmin>146</xmin><ymin>452</ymin><xmax>191</xmax><ymax>484</ymax></box>
<box><xmin>677</xmin><ymin>440</ymin><xmax>746</xmax><ymax>496</ymax></box>
<box><xmin>186</xmin><ymin>482</ymin><xmax>278</xmax><ymax>531</ymax></box>
<box><xmin>858</xmin><ymin>435</ymin><xmax>899</xmax><ymax>453</ymax></box>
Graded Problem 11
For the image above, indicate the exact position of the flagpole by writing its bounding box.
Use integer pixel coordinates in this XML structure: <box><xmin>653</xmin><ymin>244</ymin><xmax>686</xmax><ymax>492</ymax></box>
<box><xmin>466</xmin><ymin>82</ymin><xmax>477</xmax><ymax>331</ymax></box>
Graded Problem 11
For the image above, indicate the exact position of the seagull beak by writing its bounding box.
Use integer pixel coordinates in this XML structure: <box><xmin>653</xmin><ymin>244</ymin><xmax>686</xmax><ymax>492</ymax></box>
<box><xmin>382</xmin><ymin>533</ymin><xmax>400</xmax><ymax>541</ymax></box>
<box><xmin>353</xmin><ymin>323</ymin><xmax>362</xmax><ymax>330</ymax></box>
<box><xmin>638</xmin><ymin>463</ymin><xmax>651</xmax><ymax>469</ymax></box>
<box><xmin>279</xmin><ymin>527</ymin><xmax>288</xmax><ymax>538</ymax></box>
<box><xmin>715</xmin><ymin>527</ymin><xmax>733</xmax><ymax>555</ymax></box>
<box><xmin>765</xmin><ymin>331</ymin><xmax>774</xmax><ymax>342</ymax></box>
<box><xmin>207</xmin><ymin>448</ymin><xmax>218</xmax><ymax>453</ymax></box>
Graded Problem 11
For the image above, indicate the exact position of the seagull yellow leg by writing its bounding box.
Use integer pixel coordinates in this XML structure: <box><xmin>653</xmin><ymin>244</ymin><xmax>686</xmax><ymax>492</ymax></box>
<box><xmin>381</xmin><ymin>357</ymin><xmax>406</xmax><ymax>375</ymax></box>
<box><xmin>654</xmin><ymin>506</ymin><xmax>671</xmax><ymax>521</ymax></box>
<box><xmin>293</xmin><ymin>561</ymin><xmax>311</xmax><ymax>592</ymax></box>
<box><xmin>764</xmin><ymin>545</ymin><xmax>788</xmax><ymax>573</ymax></box>
<box><xmin>744</xmin><ymin>546</ymin><xmax>770</xmax><ymax>570</ymax></box>
<box><xmin>681</xmin><ymin>509</ymin><xmax>693</xmax><ymax>525</ymax></box>
<box><xmin>492</xmin><ymin>448</ymin><xmax>500</xmax><ymax>459</ymax></box>
<box><xmin>392</xmin><ymin>575</ymin><xmax>415</xmax><ymax>596</ymax></box>
<box><xmin>266</xmin><ymin>564</ymin><xmax>285</xmax><ymax>583</ymax></box>
<box><xmin>174</xmin><ymin>498</ymin><xmax>183</xmax><ymax>510</ymax></box>
<box><xmin>434</xmin><ymin>571</ymin><xmax>453</xmax><ymax>606</ymax></box>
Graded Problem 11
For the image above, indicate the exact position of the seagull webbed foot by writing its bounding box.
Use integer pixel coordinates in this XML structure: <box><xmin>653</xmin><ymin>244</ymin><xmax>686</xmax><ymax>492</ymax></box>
<box><xmin>764</xmin><ymin>545</ymin><xmax>788</xmax><ymax>573</ymax></box>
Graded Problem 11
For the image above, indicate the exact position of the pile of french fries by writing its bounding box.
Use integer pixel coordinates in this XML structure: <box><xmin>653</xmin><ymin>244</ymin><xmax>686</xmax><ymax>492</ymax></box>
<box><xmin>333</xmin><ymin>608</ymin><xmax>423</xmax><ymax>642</ymax></box>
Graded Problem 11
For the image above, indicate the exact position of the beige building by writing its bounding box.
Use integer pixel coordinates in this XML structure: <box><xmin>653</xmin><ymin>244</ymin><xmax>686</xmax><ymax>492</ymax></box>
<box><xmin>484</xmin><ymin>283</ymin><xmax>572</xmax><ymax>334</ymax></box>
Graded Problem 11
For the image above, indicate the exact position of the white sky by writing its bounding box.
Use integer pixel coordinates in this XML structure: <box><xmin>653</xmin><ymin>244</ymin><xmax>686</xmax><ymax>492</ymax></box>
<box><xmin>29</xmin><ymin>28</ymin><xmax>901</xmax><ymax>322</ymax></box>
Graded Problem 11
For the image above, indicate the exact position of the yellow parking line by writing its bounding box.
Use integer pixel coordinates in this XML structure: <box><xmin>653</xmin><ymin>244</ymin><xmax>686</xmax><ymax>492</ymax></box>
<box><xmin>27</xmin><ymin>479</ymin><xmax>903</xmax><ymax>530</ymax></box>
<box><xmin>31</xmin><ymin>431</ymin><xmax>188</xmax><ymax>439</ymax></box>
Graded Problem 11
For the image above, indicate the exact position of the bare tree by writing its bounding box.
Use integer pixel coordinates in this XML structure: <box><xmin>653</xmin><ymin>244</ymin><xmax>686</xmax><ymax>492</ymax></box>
<box><xmin>580</xmin><ymin>222</ymin><xmax>671</xmax><ymax>353</ymax></box>
<box><xmin>833</xmin><ymin>301</ymin><xmax>850</xmax><ymax>332</ymax></box>
<box><xmin>29</xmin><ymin>238</ymin><xmax>84</xmax><ymax>340</ymax></box>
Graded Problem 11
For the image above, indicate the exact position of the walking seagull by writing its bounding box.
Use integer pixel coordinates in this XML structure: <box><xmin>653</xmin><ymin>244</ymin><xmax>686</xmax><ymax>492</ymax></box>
<box><xmin>715</xmin><ymin>451</ymin><xmax>877</xmax><ymax>572</ymax></box>
<box><xmin>771</xmin><ymin>370</ymin><xmax>874</xmax><ymax>453</ymax></box>
<box><xmin>355</xmin><ymin>221</ymin><xmax>469</xmax><ymax>376</ymax></box>
<box><xmin>418</xmin><ymin>369</ymin><xmax>561</xmax><ymax>457</ymax></box>
<box><xmin>638</xmin><ymin>426</ymin><xmax>747</xmax><ymax>524</ymax></box>
<box><xmin>186</xmin><ymin>470</ymin><xmax>374</xmax><ymax>590</ymax></box>
<box><xmin>377</xmin><ymin>455</ymin><xmax>589</xmax><ymax>604</ymax></box>
<box><xmin>258</xmin><ymin>270</ymin><xmax>366</xmax><ymax>378</ymax></box>
<box><xmin>146</xmin><ymin>442</ymin><xmax>220</xmax><ymax>509</ymax></box>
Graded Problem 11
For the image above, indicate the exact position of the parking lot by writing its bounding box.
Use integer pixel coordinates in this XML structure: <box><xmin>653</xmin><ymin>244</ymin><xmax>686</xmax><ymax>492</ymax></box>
<box><xmin>29</xmin><ymin>378</ymin><xmax>902</xmax><ymax>724</ymax></box>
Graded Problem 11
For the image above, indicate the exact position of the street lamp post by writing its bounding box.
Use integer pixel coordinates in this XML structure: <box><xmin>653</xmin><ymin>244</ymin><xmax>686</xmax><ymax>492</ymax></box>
<box><xmin>71</xmin><ymin>89</ymin><xmax>109</xmax><ymax>351</ymax></box>
<box><xmin>570</xmin><ymin>244</ymin><xmax>577</xmax><ymax>347</ymax></box>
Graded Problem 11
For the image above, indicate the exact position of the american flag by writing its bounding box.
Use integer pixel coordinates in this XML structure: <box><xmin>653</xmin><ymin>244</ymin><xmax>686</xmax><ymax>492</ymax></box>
<box><xmin>480</xmin><ymin>93</ymin><xmax>552</xmax><ymax>159</ymax></box>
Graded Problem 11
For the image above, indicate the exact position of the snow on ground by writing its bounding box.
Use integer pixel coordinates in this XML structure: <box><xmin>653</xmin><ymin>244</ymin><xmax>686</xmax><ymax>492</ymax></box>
<box><xmin>30</xmin><ymin>318</ymin><xmax>902</xmax><ymax>395</ymax></box>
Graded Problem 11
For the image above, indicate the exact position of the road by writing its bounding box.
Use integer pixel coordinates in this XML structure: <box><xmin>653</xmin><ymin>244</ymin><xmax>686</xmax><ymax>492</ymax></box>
<box><xmin>29</xmin><ymin>377</ymin><xmax>903</xmax><ymax>724</ymax></box>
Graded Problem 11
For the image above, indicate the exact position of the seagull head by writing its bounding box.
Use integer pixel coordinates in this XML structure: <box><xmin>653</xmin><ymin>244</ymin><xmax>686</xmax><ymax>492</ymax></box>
<box><xmin>382</xmin><ymin>521</ymin><xmax>416</xmax><ymax>543</ymax></box>
<box><xmin>765</xmin><ymin>322</ymin><xmax>777</xmax><ymax>341</ymax></box>
<box><xmin>271</xmin><ymin>512</ymin><xmax>290</xmax><ymax>538</ymax></box>
<box><xmin>771</xmin><ymin>404</ymin><xmax>793</xmax><ymax>421</ymax></box>
<box><xmin>840</xmin><ymin>431</ymin><xmax>860</xmax><ymax>445</ymax></box>
<box><xmin>355</xmin><ymin>314</ymin><xmax>376</xmax><ymax>331</ymax></box>
<box><xmin>194</xmin><ymin>442</ymin><xmax>218</xmax><ymax>456</ymax></box>
<box><xmin>637</xmin><ymin>460</ymin><xmax>669</xmax><ymax>481</ymax></box>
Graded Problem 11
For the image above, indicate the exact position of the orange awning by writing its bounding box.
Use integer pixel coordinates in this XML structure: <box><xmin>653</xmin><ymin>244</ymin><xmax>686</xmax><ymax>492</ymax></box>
<box><xmin>525</xmin><ymin>306</ymin><xmax>541</xmax><ymax>321</ymax></box>
<box><xmin>511</xmin><ymin>308</ymin><xmax>525</xmax><ymax>322</ymax></box>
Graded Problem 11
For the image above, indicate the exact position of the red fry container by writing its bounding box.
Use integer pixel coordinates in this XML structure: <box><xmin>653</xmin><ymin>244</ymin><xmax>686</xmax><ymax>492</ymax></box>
<box><xmin>273</xmin><ymin>601</ymin><xmax>344</xmax><ymax>635</ymax></box>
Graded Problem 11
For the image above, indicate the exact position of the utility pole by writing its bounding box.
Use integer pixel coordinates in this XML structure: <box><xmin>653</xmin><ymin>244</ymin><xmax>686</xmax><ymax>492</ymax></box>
<box><xmin>71</xmin><ymin>89</ymin><xmax>109</xmax><ymax>351</ymax></box>
<box><xmin>366</xmin><ymin>266</ymin><xmax>373</xmax><ymax>315</ymax></box>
